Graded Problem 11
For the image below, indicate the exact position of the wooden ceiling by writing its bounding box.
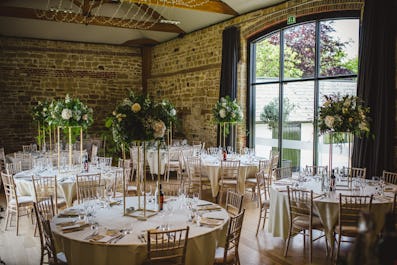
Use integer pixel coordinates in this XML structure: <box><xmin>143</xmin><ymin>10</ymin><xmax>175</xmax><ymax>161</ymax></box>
<box><xmin>0</xmin><ymin>0</ymin><xmax>285</xmax><ymax>46</ymax></box>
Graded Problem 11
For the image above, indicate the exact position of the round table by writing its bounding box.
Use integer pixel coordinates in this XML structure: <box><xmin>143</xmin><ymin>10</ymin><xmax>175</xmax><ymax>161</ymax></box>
<box><xmin>268</xmin><ymin>177</ymin><xmax>396</xmax><ymax>241</ymax></box>
<box><xmin>14</xmin><ymin>165</ymin><xmax>120</xmax><ymax>206</ymax></box>
<box><xmin>51</xmin><ymin>197</ymin><xmax>229</xmax><ymax>265</ymax></box>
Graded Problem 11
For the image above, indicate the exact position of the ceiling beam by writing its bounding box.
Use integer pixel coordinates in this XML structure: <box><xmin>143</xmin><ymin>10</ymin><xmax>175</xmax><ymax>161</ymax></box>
<box><xmin>123</xmin><ymin>0</ymin><xmax>238</xmax><ymax>15</ymax></box>
<box><xmin>0</xmin><ymin>6</ymin><xmax>185</xmax><ymax>33</ymax></box>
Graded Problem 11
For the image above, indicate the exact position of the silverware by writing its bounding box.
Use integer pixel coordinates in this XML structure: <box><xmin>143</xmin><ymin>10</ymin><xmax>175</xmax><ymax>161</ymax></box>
<box><xmin>112</xmin><ymin>234</ymin><xmax>125</xmax><ymax>243</ymax></box>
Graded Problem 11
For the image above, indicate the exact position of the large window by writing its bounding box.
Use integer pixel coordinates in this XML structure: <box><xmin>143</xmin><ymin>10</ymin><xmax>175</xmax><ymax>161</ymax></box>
<box><xmin>249</xmin><ymin>17</ymin><xmax>359</xmax><ymax>172</ymax></box>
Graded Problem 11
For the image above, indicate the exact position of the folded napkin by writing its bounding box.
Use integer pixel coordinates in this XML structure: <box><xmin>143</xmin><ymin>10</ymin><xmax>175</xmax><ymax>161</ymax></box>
<box><xmin>199</xmin><ymin>217</ymin><xmax>224</xmax><ymax>227</ymax></box>
<box><xmin>56</xmin><ymin>221</ymin><xmax>77</xmax><ymax>227</ymax></box>
<box><xmin>61</xmin><ymin>222</ymin><xmax>89</xmax><ymax>233</ymax></box>
<box><xmin>383</xmin><ymin>187</ymin><xmax>396</xmax><ymax>192</ymax></box>
<box><xmin>197</xmin><ymin>205</ymin><xmax>222</xmax><ymax>211</ymax></box>
<box><xmin>88</xmin><ymin>230</ymin><xmax>121</xmax><ymax>243</ymax></box>
<box><xmin>109</xmin><ymin>200</ymin><xmax>121</xmax><ymax>206</ymax></box>
<box><xmin>58</xmin><ymin>209</ymin><xmax>81</xmax><ymax>218</ymax></box>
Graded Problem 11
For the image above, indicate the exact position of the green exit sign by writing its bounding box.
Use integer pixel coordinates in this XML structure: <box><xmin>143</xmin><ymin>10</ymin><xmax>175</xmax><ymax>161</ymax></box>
<box><xmin>287</xmin><ymin>15</ymin><xmax>296</xmax><ymax>25</ymax></box>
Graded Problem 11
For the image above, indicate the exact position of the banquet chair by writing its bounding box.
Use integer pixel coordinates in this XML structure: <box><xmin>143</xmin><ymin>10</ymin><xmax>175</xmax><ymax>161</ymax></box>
<box><xmin>334</xmin><ymin>194</ymin><xmax>373</xmax><ymax>259</ymax></box>
<box><xmin>14</xmin><ymin>152</ymin><xmax>33</xmax><ymax>170</ymax></box>
<box><xmin>33</xmin><ymin>201</ymin><xmax>67</xmax><ymax>265</ymax></box>
<box><xmin>214</xmin><ymin>209</ymin><xmax>245</xmax><ymax>265</ymax></box>
<box><xmin>185</xmin><ymin>156</ymin><xmax>211</xmax><ymax>199</ymax></box>
<box><xmin>162</xmin><ymin>181</ymin><xmax>185</xmax><ymax>196</ymax></box>
<box><xmin>382</xmin><ymin>170</ymin><xmax>397</xmax><ymax>185</ymax></box>
<box><xmin>225</xmin><ymin>190</ymin><xmax>244</xmax><ymax>216</ymax></box>
<box><xmin>147</xmin><ymin>226</ymin><xmax>190</xmax><ymax>265</ymax></box>
<box><xmin>22</xmin><ymin>144</ymin><xmax>37</xmax><ymax>153</ymax></box>
<box><xmin>179</xmin><ymin>148</ymin><xmax>194</xmax><ymax>181</ymax></box>
<box><xmin>164</xmin><ymin>149</ymin><xmax>182</xmax><ymax>182</ymax></box>
<box><xmin>6</xmin><ymin>161</ymin><xmax>23</xmax><ymax>175</ymax></box>
<box><xmin>32</xmin><ymin>176</ymin><xmax>67</xmax><ymax>213</ymax></box>
<box><xmin>97</xmin><ymin>156</ymin><xmax>112</xmax><ymax>168</ymax></box>
<box><xmin>305</xmin><ymin>165</ymin><xmax>328</xmax><ymax>176</ymax></box>
<box><xmin>118</xmin><ymin>158</ymin><xmax>132</xmax><ymax>181</ymax></box>
<box><xmin>218</xmin><ymin>160</ymin><xmax>240</xmax><ymax>204</ymax></box>
<box><xmin>1</xmin><ymin>172</ymin><xmax>34</xmax><ymax>236</ymax></box>
<box><xmin>245</xmin><ymin>159</ymin><xmax>269</xmax><ymax>202</ymax></box>
<box><xmin>114</xmin><ymin>167</ymin><xmax>134</xmax><ymax>197</ymax></box>
<box><xmin>255</xmin><ymin>171</ymin><xmax>271</xmax><ymax>236</ymax></box>
<box><xmin>207</xmin><ymin>147</ymin><xmax>219</xmax><ymax>156</ymax></box>
<box><xmin>284</xmin><ymin>187</ymin><xmax>328</xmax><ymax>263</ymax></box>
<box><xmin>76</xmin><ymin>173</ymin><xmax>102</xmax><ymax>203</ymax></box>
<box><xmin>274</xmin><ymin>166</ymin><xmax>292</xmax><ymax>180</ymax></box>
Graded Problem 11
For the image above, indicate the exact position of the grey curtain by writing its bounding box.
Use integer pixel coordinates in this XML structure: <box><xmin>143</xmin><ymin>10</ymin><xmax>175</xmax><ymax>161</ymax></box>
<box><xmin>352</xmin><ymin>0</ymin><xmax>396</xmax><ymax>177</ymax></box>
<box><xmin>218</xmin><ymin>26</ymin><xmax>240</xmax><ymax>148</ymax></box>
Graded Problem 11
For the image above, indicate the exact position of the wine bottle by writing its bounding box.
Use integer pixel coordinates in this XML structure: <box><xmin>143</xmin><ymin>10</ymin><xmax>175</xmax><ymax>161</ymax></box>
<box><xmin>159</xmin><ymin>184</ymin><xmax>164</xmax><ymax>211</ymax></box>
<box><xmin>83</xmin><ymin>154</ymin><xmax>89</xmax><ymax>172</ymax></box>
<box><xmin>330</xmin><ymin>169</ymin><xmax>336</xmax><ymax>191</ymax></box>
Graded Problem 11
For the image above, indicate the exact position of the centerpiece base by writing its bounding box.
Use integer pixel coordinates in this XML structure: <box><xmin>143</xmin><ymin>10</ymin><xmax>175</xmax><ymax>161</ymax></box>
<box><xmin>125</xmin><ymin>208</ymin><xmax>158</xmax><ymax>221</ymax></box>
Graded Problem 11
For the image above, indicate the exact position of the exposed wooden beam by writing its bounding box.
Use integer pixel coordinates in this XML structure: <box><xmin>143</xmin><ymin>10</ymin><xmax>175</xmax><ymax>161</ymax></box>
<box><xmin>122</xmin><ymin>38</ymin><xmax>159</xmax><ymax>47</ymax></box>
<box><xmin>123</xmin><ymin>0</ymin><xmax>238</xmax><ymax>15</ymax></box>
<box><xmin>0</xmin><ymin>6</ymin><xmax>185</xmax><ymax>33</ymax></box>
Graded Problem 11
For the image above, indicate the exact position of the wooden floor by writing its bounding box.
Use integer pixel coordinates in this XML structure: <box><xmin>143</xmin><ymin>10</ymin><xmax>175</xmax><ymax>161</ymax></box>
<box><xmin>0</xmin><ymin>180</ymin><xmax>348</xmax><ymax>265</ymax></box>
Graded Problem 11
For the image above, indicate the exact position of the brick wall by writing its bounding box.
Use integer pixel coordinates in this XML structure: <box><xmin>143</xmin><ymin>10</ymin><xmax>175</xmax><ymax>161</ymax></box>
<box><xmin>0</xmin><ymin>38</ymin><xmax>142</xmax><ymax>153</ymax></box>
<box><xmin>147</xmin><ymin>0</ymin><xmax>367</xmax><ymax>150</ymax></box>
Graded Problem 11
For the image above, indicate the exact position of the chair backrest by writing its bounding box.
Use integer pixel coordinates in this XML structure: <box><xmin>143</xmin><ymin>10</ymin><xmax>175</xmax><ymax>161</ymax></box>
<box><xmin>97</xmin><ymin>156</ymin><xmax>112</xmax><ymax>167</ymax></box>
<box><xmin>180</xmin><ymin>148</ymin><xmax>194</xmax><ymax>172</ymax></box>
<box><xmin>113</xmin><ymin>168</ymin><xmax>131</xmax><ymax>197</ymax></box>
<box><xmin>287</xmin><ymin>187</ymin><xmax>313</xmax><ymax>223</ymax></box>
<box><xmin>382</xmin><ymin>170</ymin><xmax>397</xmax><ymax>185</ymax></box>
<box><xmin>33</xmin><ymin>200</ymin><xmax>60</xmax><ymax>264</ymax></box>
<box><xmin>274</xmin><ymin>167</ymin><xmax>292</xmax><ymax>180</ymax></box>
<box><xmin>76</xmin><ymin>173</ymin><xmax>102</xmax><ymax>203</ymax></box>
<box><xmin>6</xmin><ymin>161</ymin><xmax>23</xmax><ymax>175</ymax></box>
<box><xmin>256</xmin><ymin>171</ymin><xmax>271</xmax><ymax>205</ymax></box>
<box><xmin>349</xmin><ymin>167</ymin><xmax>367</xmax><ymax>179</ymax></box>
<box><xmin>161</xmin><ymin>181</ymin><xmax>185</xmax><ymax>197</ymax></box>
<box><xmin>221</xmin><ymin>209</ymin><xmax>245</xmax><ymax>264</ymax></box>
<box><xmin>185</xmin><ymin>156</ymin><xmax>202</xmax><ymax>182</ymax></box>
<box><xmin>32</xmin><ymin>176</ymin><xmax>58</xmax><ymax>203</ymax></box>
<box><xmin>207</xmin><ymin>147</ymin><xmax>219</xmax><ymax>156</ymax></box>
<box><xmin>147</xmin><ymin>226</ymin><xmax>190</xmax><ymax>265</ymax></box>
<box><xmin>258</xmin><ymin>159</ymin><xmax>270</xmax><ymax>174</ymax></box>
<box><xmin>339</xmin><ymin>194</ymin><xmax>373</xmax><ymax>229</ymax></box>
<box><xmin>118</xmin><ymin>158</ymin><xmax>131</xmax><ymax>168</ymax></box>
<box><xmin>220</xmin><ymin>160</ymin><xmax>240</xmax><ymax>181</ymax></box>
<box><xmin>1</xmin><ymin>172</ymin><xmax>18</xmax><ymax>207</ymax></box>
<box><xmin>225</xmin><ymin>190</ymin><xmax>244</xmax><ymax>216</ymax></box>
<box><xmin>305</xmin><ymin>165</ymin><xmax>328</xmax><ymax>176</ymax></box>
<box><xmin>22</xmin><ymin>144</ymin><xmax>36</xmax><ymax>153</ymax></box>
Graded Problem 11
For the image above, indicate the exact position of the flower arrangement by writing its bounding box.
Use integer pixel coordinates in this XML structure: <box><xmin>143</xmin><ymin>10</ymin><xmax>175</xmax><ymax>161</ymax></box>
<box><xmin>318</xmin><ymin>94</ymin><xmax>370</xmax><ymax>139</ymax></box>
<box><xmin>105</xmin><ymin>90</ymin><xmax>177</xmax><ymax>145</ymax></box>
<box><xmin>47</xmin><ymin>94</ymin><xmax>94</xmax><ymax>130</ymax></box>
<box><xmin>213</xmin><ymin>96</ymin><xmax>243</xmax><ymax>124</ymax></box>
<box><xmin>32</xmin><ymin>100</ymin><xmax>50</xmax><ymax>124</ymax></box>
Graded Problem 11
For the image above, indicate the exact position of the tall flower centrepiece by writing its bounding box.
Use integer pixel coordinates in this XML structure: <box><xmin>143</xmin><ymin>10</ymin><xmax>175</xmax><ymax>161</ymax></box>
<box><xmin>318</xmin><ymin>93</ymin><xmax>370</xmax><ymax>171</ymax></box>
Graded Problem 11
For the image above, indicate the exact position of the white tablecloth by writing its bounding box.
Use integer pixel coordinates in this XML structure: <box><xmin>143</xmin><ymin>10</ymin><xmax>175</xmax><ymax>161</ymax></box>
<box><xmin>268</xmin><ymin>177</ymin><xmax>396</xmax><ymax>241</ymax></box>
<box><xmin>51</xmin><ymin>197</ymin><xmax>229</xmax><ymax>265</ymax></box>
<box><xmin>201</xmin><ymin>155</ymin><xmax>259</xmax><ymax>197</ymax></box>
<box><xmin>14</xmin><ymin>165</ymin><xmax>119</xmax><ymax>206</ymax></box>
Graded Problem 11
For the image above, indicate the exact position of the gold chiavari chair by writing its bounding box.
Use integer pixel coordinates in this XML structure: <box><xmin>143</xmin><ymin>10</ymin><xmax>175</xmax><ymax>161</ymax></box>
<box><xmin>32</xmin><ymin>176</ymin><xmax>67</xmax><ymax>213</ymax></box>
<box><xmin>305</xmin><ymin>165</ymin><xmax>328</xmax><ymax>176</ymax></box>
<box><xmin>218</xmin><ymin>160</ymin><xmax>240</xmax><ymax>204</ymax></box>
<box><xmin>255</xmin><ymin>171</ymin><xmax>271</xmax><ymax>236</ymax></box>
<box><xmin>214</xmin><ymin>209</ymin><xmax>245</xmax><ymax>265</ymax></box>
<box><xmin>225</xmin><ymin>190</ymin><xmax>244</xmax><ymax>216</ymax></box>
<box><xmin>147</xmin><ymin>226</ymin><xmax>190</xmax><ymax>265</ymax></box>
<box><xmin>185</xmin><ymin>156</ymin><xmax>211</xmax><ymax>199</ymax></box>
<box><xmin>382</xmin><ymin>170</ymin><xmax>397</xmax><ymax>185</ymax></box>
<box><xmin>76</xmin><ymin>173</ymin><xmax>102</xmax><ymax>203</ymax></box>
<box><xmin>284</xmin><ymin>187</ymin><xmax>328</xmax><ymax>263</ymax></box>
<box><xmin>1</xmin><ymin>172</ymin><xmax>34</xmax><ymax>236</ymax></box>
<box><xmin>245</xmin><ymin>159</ymin><xmax>269</xmax><ymax>202</ymax></box>
<box><xmin>334</xmin><ymin>194</ymin><xmax>373</xmax><ymax>259</ymax></box>
<box><xmin>33</xmin><ymin>200</ymin><xmax>67</xmax><ymax>265</ymax></box>
<box><xmin>5</xmin><ymin>161</ymin><xmax>23</xmax><ymax>175</ymax></box>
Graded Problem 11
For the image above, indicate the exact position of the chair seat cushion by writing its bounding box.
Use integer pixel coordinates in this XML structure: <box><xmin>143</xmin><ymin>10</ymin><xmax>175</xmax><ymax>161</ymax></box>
<box><xmin>10</xmin><ymin>196</ymin><xmax>34</xmax><ymax>206</ymax></box>
<box><xmin>292</xmin><ymin>215</ymin><xmax>323</xmax><ymax>229</ymax></box>
<box><xmin>214</xmin><ymin>247</ymin><xmax>236</xmax><ymax>264</ymax></box>
<box><xmin>245</xmin><ymin>178</ymin><xmax>257</xmax><ymax>184</ymax></box>
<box><xmin>127</xmin><ymin>185</ymin><xmax>137</xmax><ymax>191</ymax></box>
<box><xmin>219</xmin><ymin>179</ymin><xmax>238</xmax><ymax>185</ymax></box>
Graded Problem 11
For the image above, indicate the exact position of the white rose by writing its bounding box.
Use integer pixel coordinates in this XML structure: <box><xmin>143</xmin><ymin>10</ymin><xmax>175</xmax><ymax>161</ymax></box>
<box><xmin>82</xmin><ymin>114</ymin><xmax>88</xmax><ymax>121</ymax></box>
<box><xmin>152</xmin><ymin>120</ymin><xmax>166</xmax><ymax>138</ymax></box>
<box><xmin>221</xmin><ymin>103</ymin><xmax>227</xmax><ymax>108</ymax></box>
<box><xmin>359</xmin><ymin>122</ymin><xmax>369</xmax><ymax>132</ymax></box>
<box><xmin>324</xmin><ymin>115</ymin><xmax>335</xmax><ymax>128</ymax></box>
<box><xmin>170</xmin><ymin>109</ymin><xmax>176</xmax><ymax>116</ymax></box>
<box><xmin>65</xmin><ymin>94</ymin><xmax>71</xmax><ymax>103</ymax></box>
<box><xmin>61</xmin><ymin>108</ymin><xmax>72</xmax><ymax>120</ymax></box>
<box><xmin>219</xmin><ymin>109</ymin><xmax>226</xmax><ymax>118</ymax></box>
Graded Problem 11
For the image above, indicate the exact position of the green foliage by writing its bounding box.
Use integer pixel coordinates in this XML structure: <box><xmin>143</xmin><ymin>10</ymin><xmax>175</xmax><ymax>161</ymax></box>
<box><xmin>260</xmin><ymin>98</ymin><xmax>295</xmax><ymax>129</ymax></box>
<box><xmin>106</xmin><ymin>90</ymin><xmax>177</xmax><ymax>146</ymax></box>
<box><xmin>318</xmin><ymin>94</ymin><xmax>370</xmax><ymax>140</ymax></box>
<box><xmin>212</xmin><ymin>96</ymin><xmax>243</xmax><ymax>124</ymax></box>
